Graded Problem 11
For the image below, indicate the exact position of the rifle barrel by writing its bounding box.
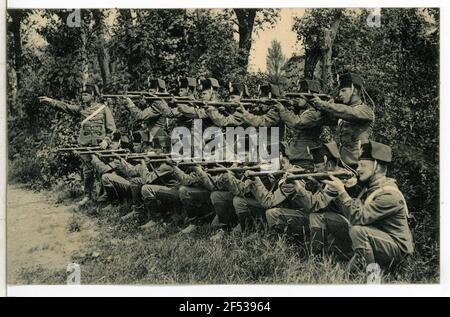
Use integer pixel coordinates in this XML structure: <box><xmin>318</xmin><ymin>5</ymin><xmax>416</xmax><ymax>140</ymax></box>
<box><xmin>246</xmin><ymin>168</ymin><xmax>305</xmax><ymax>178</ymax></box>
<box><xmin>205</xmin><ymin>165</ymin><xmax>260</xmax><ymax>174</ymax></box>
<box><xmin>57</xmin><ymin>146</ymin><xmax>102</xmax><ymax>152</ymax></box>
<box><xmin>286</xmin><ymin>171</ymin><xmax>355</xmax><ymax>181</ymax></box>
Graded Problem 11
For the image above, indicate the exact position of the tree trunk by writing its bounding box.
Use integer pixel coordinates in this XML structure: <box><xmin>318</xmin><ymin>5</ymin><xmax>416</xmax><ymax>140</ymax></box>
<box><xmin>119</xmin><ymin>9</ymin><xmax>137</xmax><ymax>86</ymax></box>
<box><xmin>320</xmin><ymin>12</ymin><xmax>342</xmax><ymax>88</ymax></box>
<box><xmin>234</xmin><ymin>9</ymin><xmax>257</xmax><ymax>71</ymax></box>
<box><xmin>9</xmin><ymin>10</ymin><xmax>24</xmax><ymax>91</ymax></box>
<box><xmin>93</xmin><ymin>10</ymin><xmax>111</xmax><ymax>88</ymax></box>
<box><xmin>79</xmin><ymin>11</ymin><xmax>89</xmax><ymax>92</ymax></box>
<box><xmin>304</xmin><ymin>45</ymin><xmax>321</xmax><ymax>79</ymax></box>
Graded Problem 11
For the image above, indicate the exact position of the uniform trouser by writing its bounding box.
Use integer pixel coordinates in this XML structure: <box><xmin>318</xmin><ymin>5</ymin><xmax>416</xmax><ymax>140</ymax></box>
<box><xmin>265</xmin><ymin>208</ymin><xmax>310</xmax><ymax>239</ymax></box>
<box><xmin>80</xmin><ymin>153</ymin><xmax>95</xmax><ymax>197</ymax></box>
<box><xmin>101</xmin><ymin>173</ymin><xmax>132</xmax><ymax>202</ymax></box>
<box><xmin>129</xmin><ymin>177</ymin><xmax>147</xmax><ymax>205</ymax></box>
<box><xmin>232</xmin><ymin>196</ymin><xmax>266</xmax><ymax>231</ymax></box>
<box><xmin>178</xmin><ymin>186</ymin><xmax>214</xmax><ymax>223</ymax></box>
<box><xmin>349</xmin><ymin>225</ymin><xmax>404</xmax><ymax>268</ymax></box>
<box><xmin>210</xmin><ymin>191</ymin><xmax>237</xmax><ymax>228</ymax></box>
<box><xmin>309</xmin><ymin>212</ymin><xmax>353</xmax><ymax>256</ymax></box>
<box><xmin>141</xmin><ymin>184</ymin><xmax>180</xmax><ymax>217</ymax></box>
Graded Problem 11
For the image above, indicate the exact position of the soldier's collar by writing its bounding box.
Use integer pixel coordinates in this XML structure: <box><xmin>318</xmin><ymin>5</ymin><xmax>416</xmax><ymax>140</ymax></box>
<box><xmin>349</xmin><ymin>98</ymin><xmax>363</xmax><ymax>107</ymax></box>
<box><xmin>367</xmin><ymin>175</ymin><xmax>388</xmax><ymax>191</ymax></box>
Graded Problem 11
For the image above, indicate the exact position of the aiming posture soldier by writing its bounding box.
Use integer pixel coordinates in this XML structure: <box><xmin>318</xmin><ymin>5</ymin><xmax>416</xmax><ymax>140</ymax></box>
<box><xmin>318</xmin><ymin>141</ymin><xmax>414</xmax><ymax>270</ymax></box>
<box><xmin>264</xmin><ymin>142</ymin><xmax>344</xmax><ymax>239</ymax></box>
<box><xmin>311</xmin><ymin>73</ymin><xmax>375</xmax><ymax>167</ymax></box>
<box><xmin>123</xmin><ymin>78</ymin><xmax>172</xmax><ymax>153</ymax></box>
<box><xmin>275</xmin><ymin>79</ymin><xmax>332</xmax><ymax>171</ymax></box>
<box><xmin>39</xmin><ymin>84</ymin><xmax>116</xmax><ymax>206</ymax></box>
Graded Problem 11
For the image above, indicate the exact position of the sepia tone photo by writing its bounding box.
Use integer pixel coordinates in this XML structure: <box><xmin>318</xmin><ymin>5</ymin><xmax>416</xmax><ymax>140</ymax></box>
<box><xmin>6</xmin><ymin>7</ymin><xmax>439</xmax><ymax>286</ymax></box>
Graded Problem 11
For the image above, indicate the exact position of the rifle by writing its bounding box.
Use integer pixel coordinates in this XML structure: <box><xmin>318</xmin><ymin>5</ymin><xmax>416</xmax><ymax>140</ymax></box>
<box><xmin>284</xmin><ymin>93</ymin><xmax>332</xmax><ymax>101</ymax></box>
<box><xmin>245</xmin><ymin>168</ymin><xmax>306</xmax><ymax>178</ymax></box>
<box><xmin>56</xmin><ymin>146</ymin><xmax>102</xmax><ymax>152</ymax></box>
<box><xmin>102</xmin><ymin>94</ymin><xmax>193</xmax><ymax>102</ymax></box>
<box><xmin>56</xmin><ymin>147</ymin><xmax>129</xmax><ymax>155</ymax></box>
<box><xmin>285</xmin><ymin>171</ymin><xmax>355</xmax><ymax>181</ymax></box>
<box><xmin>169</xmin><ymin>99</ymin><xmax>254</xmax><ymax>108</ymax></box>
<box><xmin>99</xmin><ymin>153</ymin><xmax>171</xmax><ymax>160</ymax></box>
<box><xmin>204</xmin><ymin>165</ymin><xmax>261</xmax><ymax>174</ymax></box>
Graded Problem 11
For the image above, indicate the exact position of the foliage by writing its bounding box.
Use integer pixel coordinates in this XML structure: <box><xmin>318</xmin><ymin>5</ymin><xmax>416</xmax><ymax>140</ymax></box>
<box><xmin>7</xmin><ymin>8</ymin><xmax>440</xmax><ymax>282</ymax></box>
<box><xmin>266</xmin><ymin>40</ymin><xmax>287</xmax><ymax>86</ymax></box>
<box><xmin>292</xmin><ymin>8</ymin><xmax>439</xmax><ymax>263</ymax></box>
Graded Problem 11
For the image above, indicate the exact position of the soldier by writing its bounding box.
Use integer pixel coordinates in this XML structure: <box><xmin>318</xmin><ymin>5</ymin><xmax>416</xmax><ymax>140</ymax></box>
<box><xmin>176</xmin><ymin>77</ymin><xmax>220</xmax><ymax>121</ymax></box>
<box><xmin>205</xmin><ymin>82</ymin><xmax>250</xmax><ymax>127</ymax></box>
<box><xmin>123</xmin><ymin>78</ymin><xmax>172</xmax><ymax>153</ymax></box>
<box><xmin>177</xmin><ymin>77</ymin><xmax>198</xmax><ymax>98</ymax></box>
<box><xmin>320</xmin><ymin>141</ymin><xmax>414</xmax><ymax>270</ymax></box>
<box><xmin>311</xmin><ymin>72</ymin><xmax>375</xmax><ymax>167</ymax></box>
<box><xmin>38</xmin><ymin>84</ymin><xmax>116</xmax><ymax>206</ymax></box>
<box><xmin>264</xmin><ymin>142</ymin><xmax>344</xmax><ymax>239</ymax></box>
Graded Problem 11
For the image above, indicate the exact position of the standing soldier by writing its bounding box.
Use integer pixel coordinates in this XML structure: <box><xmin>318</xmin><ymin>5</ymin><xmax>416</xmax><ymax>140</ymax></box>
<box><xmin>39</xmin><ymin>84</ymin><xmax>116</xmax><ymax>206</ymax></box>
<box><xmin>321</xmin><ymin>141</ymin><xmax>414</xmax><ymax>271</ymax></box>
<box><xmin>311</xmin><ymin>73</ymin><xmax>375</xmax><ymax>167</ymax></box>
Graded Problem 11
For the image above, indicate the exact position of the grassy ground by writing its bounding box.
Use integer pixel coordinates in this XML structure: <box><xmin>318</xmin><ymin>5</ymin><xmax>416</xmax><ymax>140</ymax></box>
<box><xmin>14</xmin><ymin>189</ymin><xmax>439</xmax><ymax>285</ymax></box>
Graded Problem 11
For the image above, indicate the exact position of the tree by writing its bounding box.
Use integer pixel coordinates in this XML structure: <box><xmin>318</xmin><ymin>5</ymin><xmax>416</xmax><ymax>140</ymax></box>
<box><xmin>292</xmin><ymin>8</ymin><xmax>343</xmax><ymax>85</ymax></box>
<box><xmin>232</xmin><ymin>9</ymin><xmax>280</xmax><ymax>71</ymax></box>
<box><xmin>93</xmin><ymin>9</ymin><xmax>111</xmax><ymax>88</ymax></box>
<box><xmin>266</xmin><ymin>39</ymin><xmax>286</xmax><ymax>86</ymax></box>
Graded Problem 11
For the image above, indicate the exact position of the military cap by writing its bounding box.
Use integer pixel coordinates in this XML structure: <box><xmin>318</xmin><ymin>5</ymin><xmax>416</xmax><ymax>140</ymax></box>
<box><xmin>198</xmin><ymin>78</ymin><xmax>220</xmax><ymax>91</ymax></box>
<box><xmin>149</xmin><ymin>79</ymin><xmax>167</xmax><ymax>90</ymax></box>
<box><xmin>83</xmin><ymin>84</ymin><xmax>101</xmax><ymax>97</ymax></box>
<box><xmin>308</xmin><ymin>141</ymin><xmax>340</xmax><ymax>164</ymax></box>
<box><xmin>298</xmin><ymin>79</ymin><xmax>321</xmax><ymax>94</ymax></box>
<box><xmin>359</xmin><ymin>141</ymin><xmax>392</xmax><ymax>163</ymax></box>
<box><xmin>229</xmin><ymin>82</ymin><xmax>250</xmax><ymax>97</ymax></box>
<box><xmin>178</xmin><ymin>77</ymin><xmax>197</xmax><ymax>89</ymax></box>
<box><xmin>112</xmin><ymin>131</ymin><xmax>122</xmax><ymax>141</ymax></box>
<box><xmin>132</xmin><ymin>131</ymin><xmax>142</xmax><ymax>143</ymax></box>
<box><xmin>338</xmin><ymin>72</ymin><xmax>364</xmax><ymax>89</ymax></box>
<box><xmin>259</xmin><ymin>84</ymin><xmax>281</xmax><ymax>98</ymax></box>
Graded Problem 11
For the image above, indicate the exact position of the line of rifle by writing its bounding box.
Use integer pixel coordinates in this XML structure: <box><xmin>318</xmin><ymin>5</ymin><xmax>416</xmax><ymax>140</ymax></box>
<box><xmin>285</xmin><ymin>171</ymin><xmax>355</xmax><ymax>181</ymax></box>
<box><xmin>245</xmin><ymin>168</ymin><xmax>306</xmax><ymax>178</ymax></box>
<box><xmin>57</xmin><ymin>147</ymin><xmax>129</xmax><ymax>154</ymax></box>
<box><xmin>104</xmin><ymin>91</ymin><xmax>172</xmax><ymax>97</ymax></box>
<box><xmin>102</xmin><ymin>94</ymin><xmax>192</xmax><ymax>101</ymax></box>
<box><xmin>169</xmin><ymin>99</ymin><xmax>255</xmax><ymax>108</ymax></box>
<box><xmin>57</xmin><ymin>146</ymin><xmax>103</xmax><ymax>152</ymax></box>
<box><xmin>99</xmin><ymin>153</ymin><xmax>171</xmax><ymax>159</ymax></box>
<box><xmin>142</xmin><ymin>158</ymin><xmax>235</xmax><ymax>167</ymax></box>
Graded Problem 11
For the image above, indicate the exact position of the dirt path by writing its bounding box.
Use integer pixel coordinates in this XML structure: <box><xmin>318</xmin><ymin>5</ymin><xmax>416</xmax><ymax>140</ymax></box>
<box><xmin>7</xmin><ymin>184</ymin><xmax>98</xmax><ymax>284</ymax></box>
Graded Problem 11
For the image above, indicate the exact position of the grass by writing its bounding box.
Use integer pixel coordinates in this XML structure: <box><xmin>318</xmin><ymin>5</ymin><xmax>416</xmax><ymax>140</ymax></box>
<box><xmin>14</xmin><ymin>185</ymin><xmax>439</xmax><ymax>285</ymax></box>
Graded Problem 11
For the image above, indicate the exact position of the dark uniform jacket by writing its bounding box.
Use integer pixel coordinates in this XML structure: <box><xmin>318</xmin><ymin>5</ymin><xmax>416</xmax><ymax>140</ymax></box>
<box><xmin>278</xmin><ymin>107</ymin><xmax>329</xmax><ymax>162</ymax></box>
<box><xmin>314</xmin><ymin>98</ymin><xmax>374</xmax><ymax>165</ymax></box>
<box><xmin>50</xmin><ymin>100</ymin><xmax>116</xmax><ymax>146</ymax></box>
<box><xmin>337</xmin><ymin>177</ymin><xmax>414</xmax><ymax>254</ymax></box>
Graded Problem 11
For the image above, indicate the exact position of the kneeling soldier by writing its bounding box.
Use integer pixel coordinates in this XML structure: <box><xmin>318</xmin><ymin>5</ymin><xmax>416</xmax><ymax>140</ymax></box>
<box><xmin>322</xmin><ymin>141</ymin><xmax>414</xmax><ymax>270</ymax></box>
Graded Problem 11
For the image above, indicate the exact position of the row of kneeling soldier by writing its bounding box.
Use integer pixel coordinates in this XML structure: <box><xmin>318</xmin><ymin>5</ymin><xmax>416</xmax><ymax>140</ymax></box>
<box><xmin>38</xmin><ymin>72</ymin><xmax>414</xmax><ymax>273</ymax></box>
